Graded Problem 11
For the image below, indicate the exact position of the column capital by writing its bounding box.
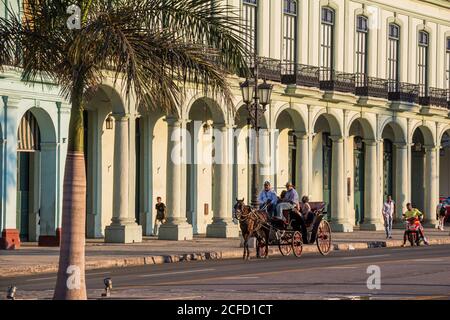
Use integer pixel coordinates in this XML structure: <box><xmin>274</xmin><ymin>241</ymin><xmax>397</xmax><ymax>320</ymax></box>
<box><xmin>293</xmin><ymin>131</ymin><xmax>311</xmax><ymax>140</ymax></box>
<box><xmin>58</xmin><ymin>101</ymin><xmax>72</xmax><ymax>114</ymax></box>
<box><xmin>329</xmin><ymin>135</ymin><xmax>344</xmax><ymax>143</ymax></box>
<box><xmin>214</xmin><ymin>122</ymin><xmax>233</xmax><ymax>131</ymax></box>
<box><xmin>393</xmin><ymin>141</ymin><xmax>410</xmax><ymax>149</ymax></box>
<box><xmin>111</xmin><ymin>112</ymin><xmax>130</xmax><ymax>121</ymax></box>
<box><xmin>164</xmin><ymin>116</ymin><xmax>182</xmax><ymax>127</ymax></box>
<box><xmin>3</xmin><ymin>96</ymin><xmax>21</xmax><ymax>108</ymax></box>
<box><xmin>424</xmin><ymin>145</ymin><xmax>439</xmax><ymax>152</ymax></box>
<box><xmin>362</xmin><ymin>139</ymin><xmax>377</xmax><ymax>146</ymax></box>
<box><xmin>259</xmin><ymin>128</ymin><xmax>272</xmax><ymax>137</ymax></box>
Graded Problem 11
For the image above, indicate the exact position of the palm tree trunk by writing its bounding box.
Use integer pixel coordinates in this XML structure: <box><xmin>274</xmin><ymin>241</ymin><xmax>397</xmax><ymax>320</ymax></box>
<box><xmin>53</xmin><ymin>84</ymin><xmax>87</xmax><ymax>300</ymax></box>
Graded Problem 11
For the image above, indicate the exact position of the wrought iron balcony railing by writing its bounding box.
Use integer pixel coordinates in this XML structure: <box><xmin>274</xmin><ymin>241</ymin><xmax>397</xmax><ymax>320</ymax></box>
<box><xmin>355</xmin><ymin>74</ymin><xmax>388</xmax><ymax>99</ymax></box>
<box><xmin>296</xmin><ymin>64</ymin><xmax>320</xmax><ymax>88</ymax></box>
<box><xmin>279</xmin><ymin>63</ymin><xmax>320</xmax><ymax>87</ymax></box>
<box><xmin>387</xmin><ymin>81</ymin><xmax>419</xmax><ymax>104</ymax></box>
<box><xmin>280</xmin><ymin>62</ymin><xmax>296</xmax><ymax>85</ymax></box>
<box><xmin>257</xmin><ymin>57</ymin><xmax>282</xmax><ymax>82</ymax></box>
<box><xmin>236</xmin><ymin>56</ymin><xmax>450</xmax><ymax>111</ymax></box>
<box><xmin>424</xmin><ymin>87</ymin><xmax>450</xmax><ymax>109</ymax></box>
<box><xmin>319</xmin><ymin>68</ymin><xmax>355</xmax><ymax>93</ymax></box>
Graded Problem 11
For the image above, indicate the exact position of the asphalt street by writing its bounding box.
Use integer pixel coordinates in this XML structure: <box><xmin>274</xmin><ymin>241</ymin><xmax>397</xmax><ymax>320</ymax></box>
<box><xmin>1</xmin><ymin>245</ymin><xmax>450</xmax><ymax>300</ymax></box>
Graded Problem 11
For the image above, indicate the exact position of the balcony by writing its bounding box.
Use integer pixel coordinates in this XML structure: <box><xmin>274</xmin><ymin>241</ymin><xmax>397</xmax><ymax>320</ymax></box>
<box><xmin>425</xmin><ymin>87</ymin><xmax>449</xmax><ymax>109</ymax></box>
<box><xmin>387</xmin><ymin>81</ymin><xmax>419</xmax><ymax>104</ymax></box>
<box><xmin>279</xmin><ymin>63</ymin><xmax>320</xmax><ymax>87</ymax></box>
<box><xmin>280</xmin><ymin>63</ymin><xmax>296</xmax><ymax>84</ymax></box>
<box><xmin>256</xmin><ymin>57</ymin><xmax>281</xmax><ymax>82</ymax></box>
<box><xmin>319</xmin><ymin>68</ymin><xmax>355</xmax><ymax>93</ymax></box>
<box><xmin>296</xmin><ymin>64</ymin><xmax>320</xmax><ymax>88</ymax></box>
<box><xmin>237</xmin><ymin>57</ymin><xmax>450</xmax><ymax>112</ymax></box>
<box><xmin>355</xmin><ymin>74</ymin><xmax>388</xmax><ymax>99</ymax></box>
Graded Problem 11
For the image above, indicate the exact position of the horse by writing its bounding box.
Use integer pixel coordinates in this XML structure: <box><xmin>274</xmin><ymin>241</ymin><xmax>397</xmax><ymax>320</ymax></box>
<box><xmin>233</xmin><ymin>198</ymin><xmax>270</xmax><ymax>260</ymax></box>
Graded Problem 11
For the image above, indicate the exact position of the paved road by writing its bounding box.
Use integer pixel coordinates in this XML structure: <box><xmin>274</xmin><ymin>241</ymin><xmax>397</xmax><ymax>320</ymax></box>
<box><xmin>1</xmin><ymin>245</ymin><xmax>450</xmax><ymax>300</ymax></box>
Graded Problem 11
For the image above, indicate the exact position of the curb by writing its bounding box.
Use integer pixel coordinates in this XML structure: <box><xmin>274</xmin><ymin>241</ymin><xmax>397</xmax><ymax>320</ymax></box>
<box><xmin>1</xmin><ymin>238</ymin><xmax>449</xmax><ymax>278</ymax></box>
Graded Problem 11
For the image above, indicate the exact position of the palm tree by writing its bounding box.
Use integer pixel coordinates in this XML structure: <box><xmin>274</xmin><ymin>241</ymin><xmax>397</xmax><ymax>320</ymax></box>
<box><xmin>0</xmin><ymin>0</ymin><xmax>249</xmax><ymax>300</ymax></box>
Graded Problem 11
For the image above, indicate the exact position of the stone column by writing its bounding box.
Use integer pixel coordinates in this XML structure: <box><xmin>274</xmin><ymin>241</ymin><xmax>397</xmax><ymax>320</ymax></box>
<box><xmin>207</xmin><ymin>124</ymin><xmax>239</xmax><ymax>238</ymax></box>
<box><xmin>361</xmin><ymin>140</ymin><xmax>384</xmax><ymax>230</ymax></box>
<box><xmin>295</xmin><ymin>132</ymin><xmax>310</xmax><ymax>199</ymax></box>
<box><xmin>394</xmin><ymin>142</ymin><xmax>409</xmax><ymax>227</ymax></box>
<box><xmin>259</xmin><ymin>129</ymin><xmax>272</xmax><ymax>185</ymax></box>
<box><xmin>424</xmin><ymin>146</ymin><xmax>439</xmax><ymax>228</ymax></box>
<box><xmin>158</xmin><ymin>117</ymin><xmax>193</xmax><ymax>240</ymax></box>
<box><xmin>330</xmin><ymin>136</ymin><xmax>352</xmax><ymax>232</ymax></box>
<box><xmin>0</xmin><ymin>96</ymin><xmax>21</xmax><ymax>250</ymax></box>
<box><xmin>105</xmin><ymin>113</ymin><xmax>142</xmax><ymax>243</ymax></box>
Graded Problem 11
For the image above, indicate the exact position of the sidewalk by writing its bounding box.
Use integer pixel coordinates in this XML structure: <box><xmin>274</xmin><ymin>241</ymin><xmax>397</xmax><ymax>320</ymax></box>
<box><xmin>0</xmin><ymin>228</ymin><xmax>449</xmax><ymax>278</ymax></box>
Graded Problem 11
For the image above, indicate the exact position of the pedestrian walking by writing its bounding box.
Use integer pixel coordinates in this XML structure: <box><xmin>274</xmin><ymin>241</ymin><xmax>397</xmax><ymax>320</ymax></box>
<box><xmin>382</xmin><ymin>195</ymin><xmax>395</xmax><ymax>239</ymax></box>
<box><xmin>436</xmin><ymin>199</ymin><xmax>446</xmax><ymax>231</ymax></box>
<box><xmin>153</xmin><ymin>197</ymin><xmax>166</xmax><ymax>236</ymax></box>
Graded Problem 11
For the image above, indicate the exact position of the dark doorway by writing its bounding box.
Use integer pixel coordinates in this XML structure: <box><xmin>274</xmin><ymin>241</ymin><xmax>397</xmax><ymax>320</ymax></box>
<box><xmin>411</xmin><ymin>130</ymin><xmax>425</xmax><ymax>211</ymax></box>
<box><xmin>322</xmin><ymin>133</ymin><xmax>332</xmax><ymax>219</ymax></box>
<box><xmin>383</xmin><ymin>139</ymin><xmax>393</xmax><ymax>202</ymax></box>
<box><xmin>354</xmin><ymin>136</ymin><xmax>365</xmax><ymax>225</ymax></box>
<box><xmin>17</xmin><ymin>152</ymin><xmax>30</xmax><ymax>241</ymax></box>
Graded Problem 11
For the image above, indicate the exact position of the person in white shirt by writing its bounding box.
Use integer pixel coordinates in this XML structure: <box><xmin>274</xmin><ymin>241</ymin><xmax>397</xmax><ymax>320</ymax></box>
<box><xmin>436</xmin><ymin>200</ymin><xmax>447</xmax><ymax>231</ymax></box>
<box><xmin>382</xmin><ymin>195</ymin><xmax>395</xmax><ymax>239</ymax></box>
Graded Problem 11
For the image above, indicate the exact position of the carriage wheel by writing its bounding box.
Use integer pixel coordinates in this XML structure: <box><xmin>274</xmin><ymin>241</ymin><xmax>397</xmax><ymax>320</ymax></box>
<box><xmin>278</xmin><ymin>233</ymin><xmax>292</xmax><ymax>256</ymax></box>
<box><xmin>316</xmin><ymin>220</ymin><xmax>332</xmax><ymax>256</ymax></box>
<box><xmin>257</xmin><ymin>238</ymin><xmax>268</xmax><ymax>259</ymax></box>
<box><xmin>291</xmin><ymin>231</ymin><xmax>303</xmax><ymax>258</ymax></box>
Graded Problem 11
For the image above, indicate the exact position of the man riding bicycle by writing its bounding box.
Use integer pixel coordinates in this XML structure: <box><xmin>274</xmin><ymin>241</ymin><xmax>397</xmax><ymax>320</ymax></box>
<box><xmin>401</xmin><ymin>203</ymin><xmax>429</xmax><ymax>247</ymax></box>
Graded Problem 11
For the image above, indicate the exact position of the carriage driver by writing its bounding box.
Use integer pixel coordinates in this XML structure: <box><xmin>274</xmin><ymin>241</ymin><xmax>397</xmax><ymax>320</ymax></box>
<box><xmin>258</xmin><ymin>181</ymin><xmax>278</xmax><ymax>217</ymax></box>
<box><xmin>275</xmin><ymin>182</ymin><xmax>300</xmax><ymax>221</ymax></box>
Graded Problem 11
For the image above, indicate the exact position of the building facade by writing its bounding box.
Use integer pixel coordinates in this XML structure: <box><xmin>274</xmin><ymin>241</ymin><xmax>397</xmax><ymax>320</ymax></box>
<box><xmin>1</xmin><ymin>0</ymin><xmax>450</xmax><ymax>246</ymax></box>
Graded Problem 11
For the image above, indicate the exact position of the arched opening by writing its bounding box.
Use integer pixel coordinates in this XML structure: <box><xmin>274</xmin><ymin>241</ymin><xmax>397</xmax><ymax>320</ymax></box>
<box><xmin>232</xmin><ymin>105</ymin><xmax>270</xmax><ymax>206</ymax></box>
<box><xmin>439</xmin><ymin>130</ymin><xmax>450</xmax><ymax>203</ymax></box>
<box><xmin>16</xmin><ymin>111</ymin><xmax>40</xmax><ymax>241</ymax></box>
<box><xmin>380</xmin><ymin>121</ymin><xmax>408</xmax><ymax>221</ymax></box>
<box><xmin>186</xmin><ymin>97</ymin><xmax>225</xmax><ymax>234</ymax></box>
<box><xmin>312</xmin><ymin>114</ymin><xmax>338</xmax><ymax>218</ymax></box>
<box><xmin>84</xmin><ymin>86</ymin><xmax>126</xmax><ymax>238</ymax></box>
<box><xmin>133</xmin><ymin>109</ymin><xmax>168</xmax><ymax>236</ymax></box>
<box><xmin>233</xmin><ymin>106</ymin><xmax>252</xmax><ymax>203</ymax></box>
<box><xmin>382</xmin><ymin>139</ymin><xmax>394</xmax><ymax>201</ymax></box>
<box><xmin>411</xmin><ymin>128</ymin><xmax>427</xmax><ymax>212</ymax></box>
<box><xmin>275</xmin><ymin>110</ymin><xmax>297</xmax><ymax>195</ymax></box>
<box><xmin>352</xmin><ymin>135</ymin><xmax>365</xmax><ymax>225</ymax></box>
<box><xmin>16</xmin><ymin>109</ymin><xmax>57</xmax><ymax>243</ymax></box>
<box><xmin>348</xmin><ymin>117</ymin><xmax>377</xmax><ymax>228</ymax></box>
<box><xmin>348</xmin><ymin>120</ymin><xmax>368</xmax><ymax>226</ymax></box>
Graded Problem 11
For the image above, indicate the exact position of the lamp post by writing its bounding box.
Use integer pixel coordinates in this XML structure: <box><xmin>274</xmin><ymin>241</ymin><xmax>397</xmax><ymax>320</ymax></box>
<box><xmin>240</xmin><ymin>62</ymin><xmax>273</xmax><ymax>209</ymax></box>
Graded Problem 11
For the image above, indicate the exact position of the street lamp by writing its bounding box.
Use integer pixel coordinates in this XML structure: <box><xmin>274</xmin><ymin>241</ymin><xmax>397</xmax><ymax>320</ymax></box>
<box><xmin>240</xmin><ymin>69</ymin><xmax>273</xmax><ymax>209</ymax></box>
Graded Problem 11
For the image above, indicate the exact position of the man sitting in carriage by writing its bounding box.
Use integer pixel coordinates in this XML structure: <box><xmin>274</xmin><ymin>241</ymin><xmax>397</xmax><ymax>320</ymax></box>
<box><xmin>258</xmin><ymin>181</ymin><xmax>278</xmax><ymax>217</ymax></box>
<box><xmin>275</xmin><ymin>182</ymin><xmax>300</xmax><ymax>221</ymax></box>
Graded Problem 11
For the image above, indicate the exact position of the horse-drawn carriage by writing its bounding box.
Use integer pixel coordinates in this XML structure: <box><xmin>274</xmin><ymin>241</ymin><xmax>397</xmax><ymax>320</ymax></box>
<box><xmin>234</xmin><ymin>200</ymin><xmax>332</xmax><ymax>259</ymax></box>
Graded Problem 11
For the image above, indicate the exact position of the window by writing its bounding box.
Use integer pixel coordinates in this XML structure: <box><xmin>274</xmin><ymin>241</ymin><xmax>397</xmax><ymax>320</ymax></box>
<box><xmin>242</xmin><ymin>0</ymin><xmax>258</xmax><ymax>66</ymax></box>
<box><xmin>446</xmin><ymin>37</ymin><xmax>450</xmax><ymax>91</ymax></box>
<box><xmin>320</xmin><ymin>7</ymin><xmax>334</xmax><ymax>79</ymax></box>
<box><xmin>283</xmin><ymin>0</ymin><xmax>297</xmax><ymax>73</ymax></box>
<box><xmin>418</xmin><ymin>31</ymin><xmax>429</xmax><ymax>97</ymax></box>
<box><xmin>355</xmin><ymin>15</ymin><xmax>368</xmax><ymax>77</ymax></box>
<box><xmin>388</xmin><ymin>23</ymin><xmax>400</xmax><ymax>91</ymax></box>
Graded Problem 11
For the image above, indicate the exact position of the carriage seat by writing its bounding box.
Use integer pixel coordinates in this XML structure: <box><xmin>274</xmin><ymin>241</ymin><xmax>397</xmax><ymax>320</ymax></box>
<box><xmin>308</xmin><ymin>202</ymin><xmax>326</xmax><ymax>214</ymax></box>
